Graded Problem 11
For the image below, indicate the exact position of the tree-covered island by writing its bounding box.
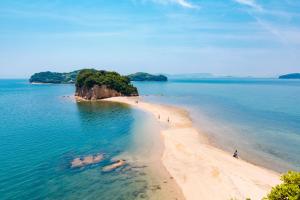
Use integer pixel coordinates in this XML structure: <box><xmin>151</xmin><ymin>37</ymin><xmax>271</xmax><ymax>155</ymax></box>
<box><xmin>29</xmin><ymin>70</ymin><xmax>79</xmax><ymax>83</ymax></box>
<box><xmin>279</xmin><ymin>73</ymin><xmax>300</xmax><ymax>79</ymax></box>
<box><xmin>75</xmin><ymin>69</ymin><xmax>138</xmax><ymax>100</ymax></box>
<box><xmin>127</xmin><ymin>72</ymin><xmax>168</xmax><ymax>81</ymax></box>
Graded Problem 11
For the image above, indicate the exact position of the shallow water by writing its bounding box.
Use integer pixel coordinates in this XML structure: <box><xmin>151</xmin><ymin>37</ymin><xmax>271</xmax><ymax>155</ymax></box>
<box><xmin>134</xmin><ymin>78</ymin><xmax>300</xmax><ymax>172</ymax></box>
<box><xmin>0</xmin><ymin>80</ymin><xmax>183</xmax><ymax>200</ymax></box>
<box><xmin>1</xmin><ymin>78</ymin><xmax>299</xmax><ymax>199</ymax></box>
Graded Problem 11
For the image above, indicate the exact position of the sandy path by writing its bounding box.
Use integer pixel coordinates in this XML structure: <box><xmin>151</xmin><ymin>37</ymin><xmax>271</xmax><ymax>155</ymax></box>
<box><xmin>103</xmin><ymin>96</ymin><xmax>280</xmax><ymax>200</ymax></box>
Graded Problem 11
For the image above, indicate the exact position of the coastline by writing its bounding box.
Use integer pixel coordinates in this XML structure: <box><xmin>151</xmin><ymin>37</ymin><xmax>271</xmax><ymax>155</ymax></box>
<box><xmin>102</xmin><ymin>96</ymin><xmax>281</xmax><ymax>200</ymax></box>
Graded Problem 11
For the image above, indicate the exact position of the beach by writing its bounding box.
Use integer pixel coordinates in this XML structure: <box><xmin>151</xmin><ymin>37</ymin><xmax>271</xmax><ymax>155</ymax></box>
<box><xmin>104</xmin><ymin>96</ymin><xmax>281</xmax><ymax>200</ymax></box>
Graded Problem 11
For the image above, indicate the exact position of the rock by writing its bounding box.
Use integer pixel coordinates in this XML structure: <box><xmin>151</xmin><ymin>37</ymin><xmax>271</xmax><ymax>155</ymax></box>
<box><xmin>76</xmin><ymin>85</ymin><xmax>123</xmax><ymax>100</ymax></box>
<box><xmin>71</xmin><ymin>154</ymin><xmax>104</xmax><ymax>168</ymax></box>
<box><xmin>150</xmin><ymin>184</ymin><xmax>161</xmax><ymax>191</ymax></box>
<box><xmin>102</xmin><ymin>159</ymin><xmax>126</xmax><ymax>172</ymax></box>
<box><xmin>139</xmin><ymin>193</ymin><xmax>147</xmax><ymax>199</ymax></box>
<box><xmin>93</xmin><ymin>154</ymin><xmax>104</xmax><ymax>163</ymax></box>
<box><xmin>71</xmin><ymin>158</ymin><xmax>84</xmax><ymax>168</ymax></box>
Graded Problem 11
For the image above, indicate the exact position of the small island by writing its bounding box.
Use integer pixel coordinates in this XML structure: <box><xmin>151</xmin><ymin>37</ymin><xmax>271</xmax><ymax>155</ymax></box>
<box><xmin>29</xmin><ymin>70</ymin><xmax>79</xmax><ymax>84</ymax></box>
<box><xmin>279</xmin><ymin>73</ymin><xmax>300</xmax><ymax>79</ymax></box>
<box><xmin>75</xmin><ymin>69</ymin><xmax>138</xmax><ymax>100</ymax></box>
<box><xmin>127</xmin><ymin>72</ymin><xmax>168</xmax><ymax>81</ymax></box>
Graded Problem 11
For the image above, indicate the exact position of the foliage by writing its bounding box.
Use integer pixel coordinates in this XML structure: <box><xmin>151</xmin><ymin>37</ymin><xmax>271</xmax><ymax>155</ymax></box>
<box><xmin>29</xmin><ymin>70</ymin><xmax>80</xmax><ymax>83</ymax></box>
<box><xmin>127</xmin><ymin>72</ymin><xmax>168</xmax><ymax>81</ymax></box>
<box><xmin>264</xmin><ymin>171</ymin><xmax>300</xmax><ymax>200</ymax></box>
<box><xmin>76</xmin><ymin>69</ymin><xmax>138</xmax><ymax>96</ymax></box>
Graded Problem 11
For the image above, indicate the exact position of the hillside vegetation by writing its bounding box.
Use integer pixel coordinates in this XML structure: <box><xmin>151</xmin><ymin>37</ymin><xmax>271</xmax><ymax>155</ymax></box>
<box><xmin>29</xmin><ymin>71</ymin><xmax>79</xmax><ymax>83</ymax></box>
<box><xmin>127</xmin><ymin>72</ymin><xmax>168</xmax><ymax>81</ymax></box>
<box><xmin>279</xmin><ymin>73</ymin><xmax>300</xmax><ymax>79</ymax></box>
<box><xmin>76</xmin><ymin>69</ymin><xmax>138</xmax><ymax>96</ymax></box>
<box><xmin>264</xmin><ymin>171</ymin><xmax>300</xmax><ymax>200</ymax></box>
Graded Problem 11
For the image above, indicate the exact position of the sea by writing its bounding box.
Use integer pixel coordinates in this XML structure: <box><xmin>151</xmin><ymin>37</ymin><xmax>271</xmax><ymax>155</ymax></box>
<box><xmin>0</xmin><ymin>78</ymin><xmax>299</xmax><ymax>199</ymax></box>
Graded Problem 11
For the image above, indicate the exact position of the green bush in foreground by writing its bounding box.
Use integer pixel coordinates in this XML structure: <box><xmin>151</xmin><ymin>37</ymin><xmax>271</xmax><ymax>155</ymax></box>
<box><xmin>264</xmin><ymin>171</ymin><xmax>300</xmax><ymax>200</ymax></box>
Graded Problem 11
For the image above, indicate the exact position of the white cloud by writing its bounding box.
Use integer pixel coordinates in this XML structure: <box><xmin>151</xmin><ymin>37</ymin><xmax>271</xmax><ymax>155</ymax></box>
<box><xmin>176</xmin><ymin>0</ymin><xmax>194</xmax><ymax>8</ymax></box>
<box><xmin>232</xmin><ymin>1</ymin><xmax>300</xmax><ymax>46</ymax></box>
<box><xmin>255</xmin><ymin>18</ymin><xmax>300</xmax><ymax>45</ymax></box>
<box><xmin>150</xmin><ymin>0</ymin><xmax>196</xmax><ymax>8</ymax></box>
<box><xmin>234</xmin><ymin>0</ymin><xmax>262</xmax><ymax>11</ymax></box>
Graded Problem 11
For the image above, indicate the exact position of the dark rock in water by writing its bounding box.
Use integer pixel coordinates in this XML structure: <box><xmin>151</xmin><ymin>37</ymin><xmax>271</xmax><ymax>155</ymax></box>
<box><xmin>139</xmin><ymin>193</ymin><xmax>147</xmax><ymax>199</ymax></box>
<box><xmin>150</xmin><ymin>184</ymin><xmax>161</xmax><ymax>191</ymax></box>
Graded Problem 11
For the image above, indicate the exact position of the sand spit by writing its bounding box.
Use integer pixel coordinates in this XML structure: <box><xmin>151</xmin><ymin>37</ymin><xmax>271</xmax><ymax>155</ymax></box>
<box><xmin>103</xmin><ymin>97</ymin><xmax>281</xmax><ymax>200</ymax></box>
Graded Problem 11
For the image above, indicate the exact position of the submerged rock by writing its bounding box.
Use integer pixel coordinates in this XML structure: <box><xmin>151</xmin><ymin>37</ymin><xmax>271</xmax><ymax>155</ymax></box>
<box><xmin>71</xmin><ymin>154</ymin><xmax>104</xmax><ymax>168</ymax></box>
<box><xmin>150</xmin><ymin>184</ymin><xmax>161</xmax><ymax>191</ymax></box>
<box><xmin>102</xmin><ymin>159</ymin><xmax>126</xmax><ymax>172</ymax></box>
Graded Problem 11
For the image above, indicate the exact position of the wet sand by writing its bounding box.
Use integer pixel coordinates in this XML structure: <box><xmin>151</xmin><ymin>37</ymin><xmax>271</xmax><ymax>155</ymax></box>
<box><xmin>104</xmin><ymin>96</ymin><xmax>281</xmax><ymax>200</ymax></box>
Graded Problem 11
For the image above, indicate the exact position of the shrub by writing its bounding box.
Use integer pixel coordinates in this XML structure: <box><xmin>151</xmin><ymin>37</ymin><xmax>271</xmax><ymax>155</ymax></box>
<box><xmin>264</xmin><ymin>171</ymin><xmax>300</xmax><ymax>200</ymax></box>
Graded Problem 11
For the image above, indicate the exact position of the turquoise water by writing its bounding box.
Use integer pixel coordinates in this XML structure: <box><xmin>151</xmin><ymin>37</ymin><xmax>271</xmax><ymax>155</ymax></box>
<box><xmin>0</xmin><ymin>80</ymin><xmax>173</xmax><ymax>200</ymax></box>
<box><xmin>1</xmin><ymin>78</ymin><xmax>300</xmax><ymax>199</ymax></box>
<box><xmin>134</xmin><ymin>78</ymin><xmax>300</xmax><ymax>172</ymax></box>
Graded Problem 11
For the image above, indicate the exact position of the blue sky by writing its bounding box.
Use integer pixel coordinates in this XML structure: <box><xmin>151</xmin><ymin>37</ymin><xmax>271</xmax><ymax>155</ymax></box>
<box><xmin>0</xmin><ymin>0</ymin><xmax>299</xmax><ymax>78</ymax></box>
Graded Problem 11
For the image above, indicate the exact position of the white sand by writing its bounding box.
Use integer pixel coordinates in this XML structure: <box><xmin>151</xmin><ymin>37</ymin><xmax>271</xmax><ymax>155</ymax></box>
<box><xmin>103</xmin><ymin>96</ymin><xmax>281</xmax><ymax>200</ymax></box>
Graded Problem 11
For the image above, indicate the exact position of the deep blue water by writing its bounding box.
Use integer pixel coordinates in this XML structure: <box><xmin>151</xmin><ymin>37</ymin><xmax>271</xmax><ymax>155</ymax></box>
<box><xmin>134</xmin><ymin>78</ymin><xmax>300</xmax><ymax>172</ymax></box>
<box><xmin>0</xmin><ymin>80</ymin><xmax>156</xmax><ymax>200</ymax></box>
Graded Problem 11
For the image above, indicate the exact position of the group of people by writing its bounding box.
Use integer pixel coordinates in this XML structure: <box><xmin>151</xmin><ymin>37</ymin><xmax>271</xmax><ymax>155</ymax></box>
<box><xmin>158</xmin><ymin>114</ymin><xmax>170</xmax><ymax>123</ymax></box>
<box><xmin>158</xmin><ymin>112</ymin><xmax>239</xmax><ymax>159</ymax></box>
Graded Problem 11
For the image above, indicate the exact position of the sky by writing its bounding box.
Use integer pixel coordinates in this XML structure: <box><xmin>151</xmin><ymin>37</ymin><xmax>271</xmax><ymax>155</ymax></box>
<box><xmin>0</xmin><ymin>0</ymin><xmax>300</xmax><ymax>78</ymax></box>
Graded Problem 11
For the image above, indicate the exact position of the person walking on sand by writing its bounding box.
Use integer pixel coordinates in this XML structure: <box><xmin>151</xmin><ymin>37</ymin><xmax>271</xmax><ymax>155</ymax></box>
<box><xmin>158</xmin><ymin>114</ymin><xmax>160</xmax><ymax>119</ymax></box>
<box><xmin>167</xmin><ymin>117</ymin><xmax>170</xmax><ymax>123</ymax></box>
<box><xmin>233</xmin><ymin>150</ymin><xmax>238</xmax><ymax>159</ymax></box>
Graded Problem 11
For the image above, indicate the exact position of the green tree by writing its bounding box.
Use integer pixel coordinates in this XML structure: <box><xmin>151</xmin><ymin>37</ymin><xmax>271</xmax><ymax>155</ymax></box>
<box><xmin>264</xmin><ymin>171</ymin><xmax>300</xmax><ymax>200</ymax></box>
<box><xmin>76</xmin><ymin>69</ymin><xmax>138</xmax><ymax>96</ymax></box>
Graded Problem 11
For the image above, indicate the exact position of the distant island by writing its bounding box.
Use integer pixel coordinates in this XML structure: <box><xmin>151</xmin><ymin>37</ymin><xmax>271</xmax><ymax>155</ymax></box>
<box><xmin>29</xmin><ymin>70</ymin><xmax>79</xmax><ymax>84</ymax></box>
<box><xmin>127</xmin><ymin>72</ymin><xmax>168</xmax><ymax>81</ymax></box>
<box><xmin>279</xmin><ymin>73</ymin><xmax>300</xmax><ymax>79</ymax></box>
<box><xmin>75</xmin><ymin>69</ymin><xmax>138</xmax><ymax>100</ymax></box>
<box><xmin>30</xmin><ymin>70</ymin><xmax>167</xmax><ymax>83</ymax></box>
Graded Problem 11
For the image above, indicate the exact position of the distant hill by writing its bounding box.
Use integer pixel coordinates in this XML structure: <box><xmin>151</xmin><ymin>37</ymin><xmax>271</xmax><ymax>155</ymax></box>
<box><xmin>279</xmin><ymin>73</ymin><xmax>300</xmax><ymax>79</ymax></box>
<box><xmin>127</xmin><ymin>72</ymin><xmax>168</xmax><ymax>81</ymax></box>
<box><xmin>29</xmin><ymin>70</ymin><xmax>79</xmax><ymax>83</ymax></box>
<box><xmin>30</xmin><ymin>71</ymin><xmax>168</xmax><ymax>83</ymax></box>
<box><xmin>165</xmin><ymin>73</ymin><xmax>214</xmax><ymax>80</ymax></box>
